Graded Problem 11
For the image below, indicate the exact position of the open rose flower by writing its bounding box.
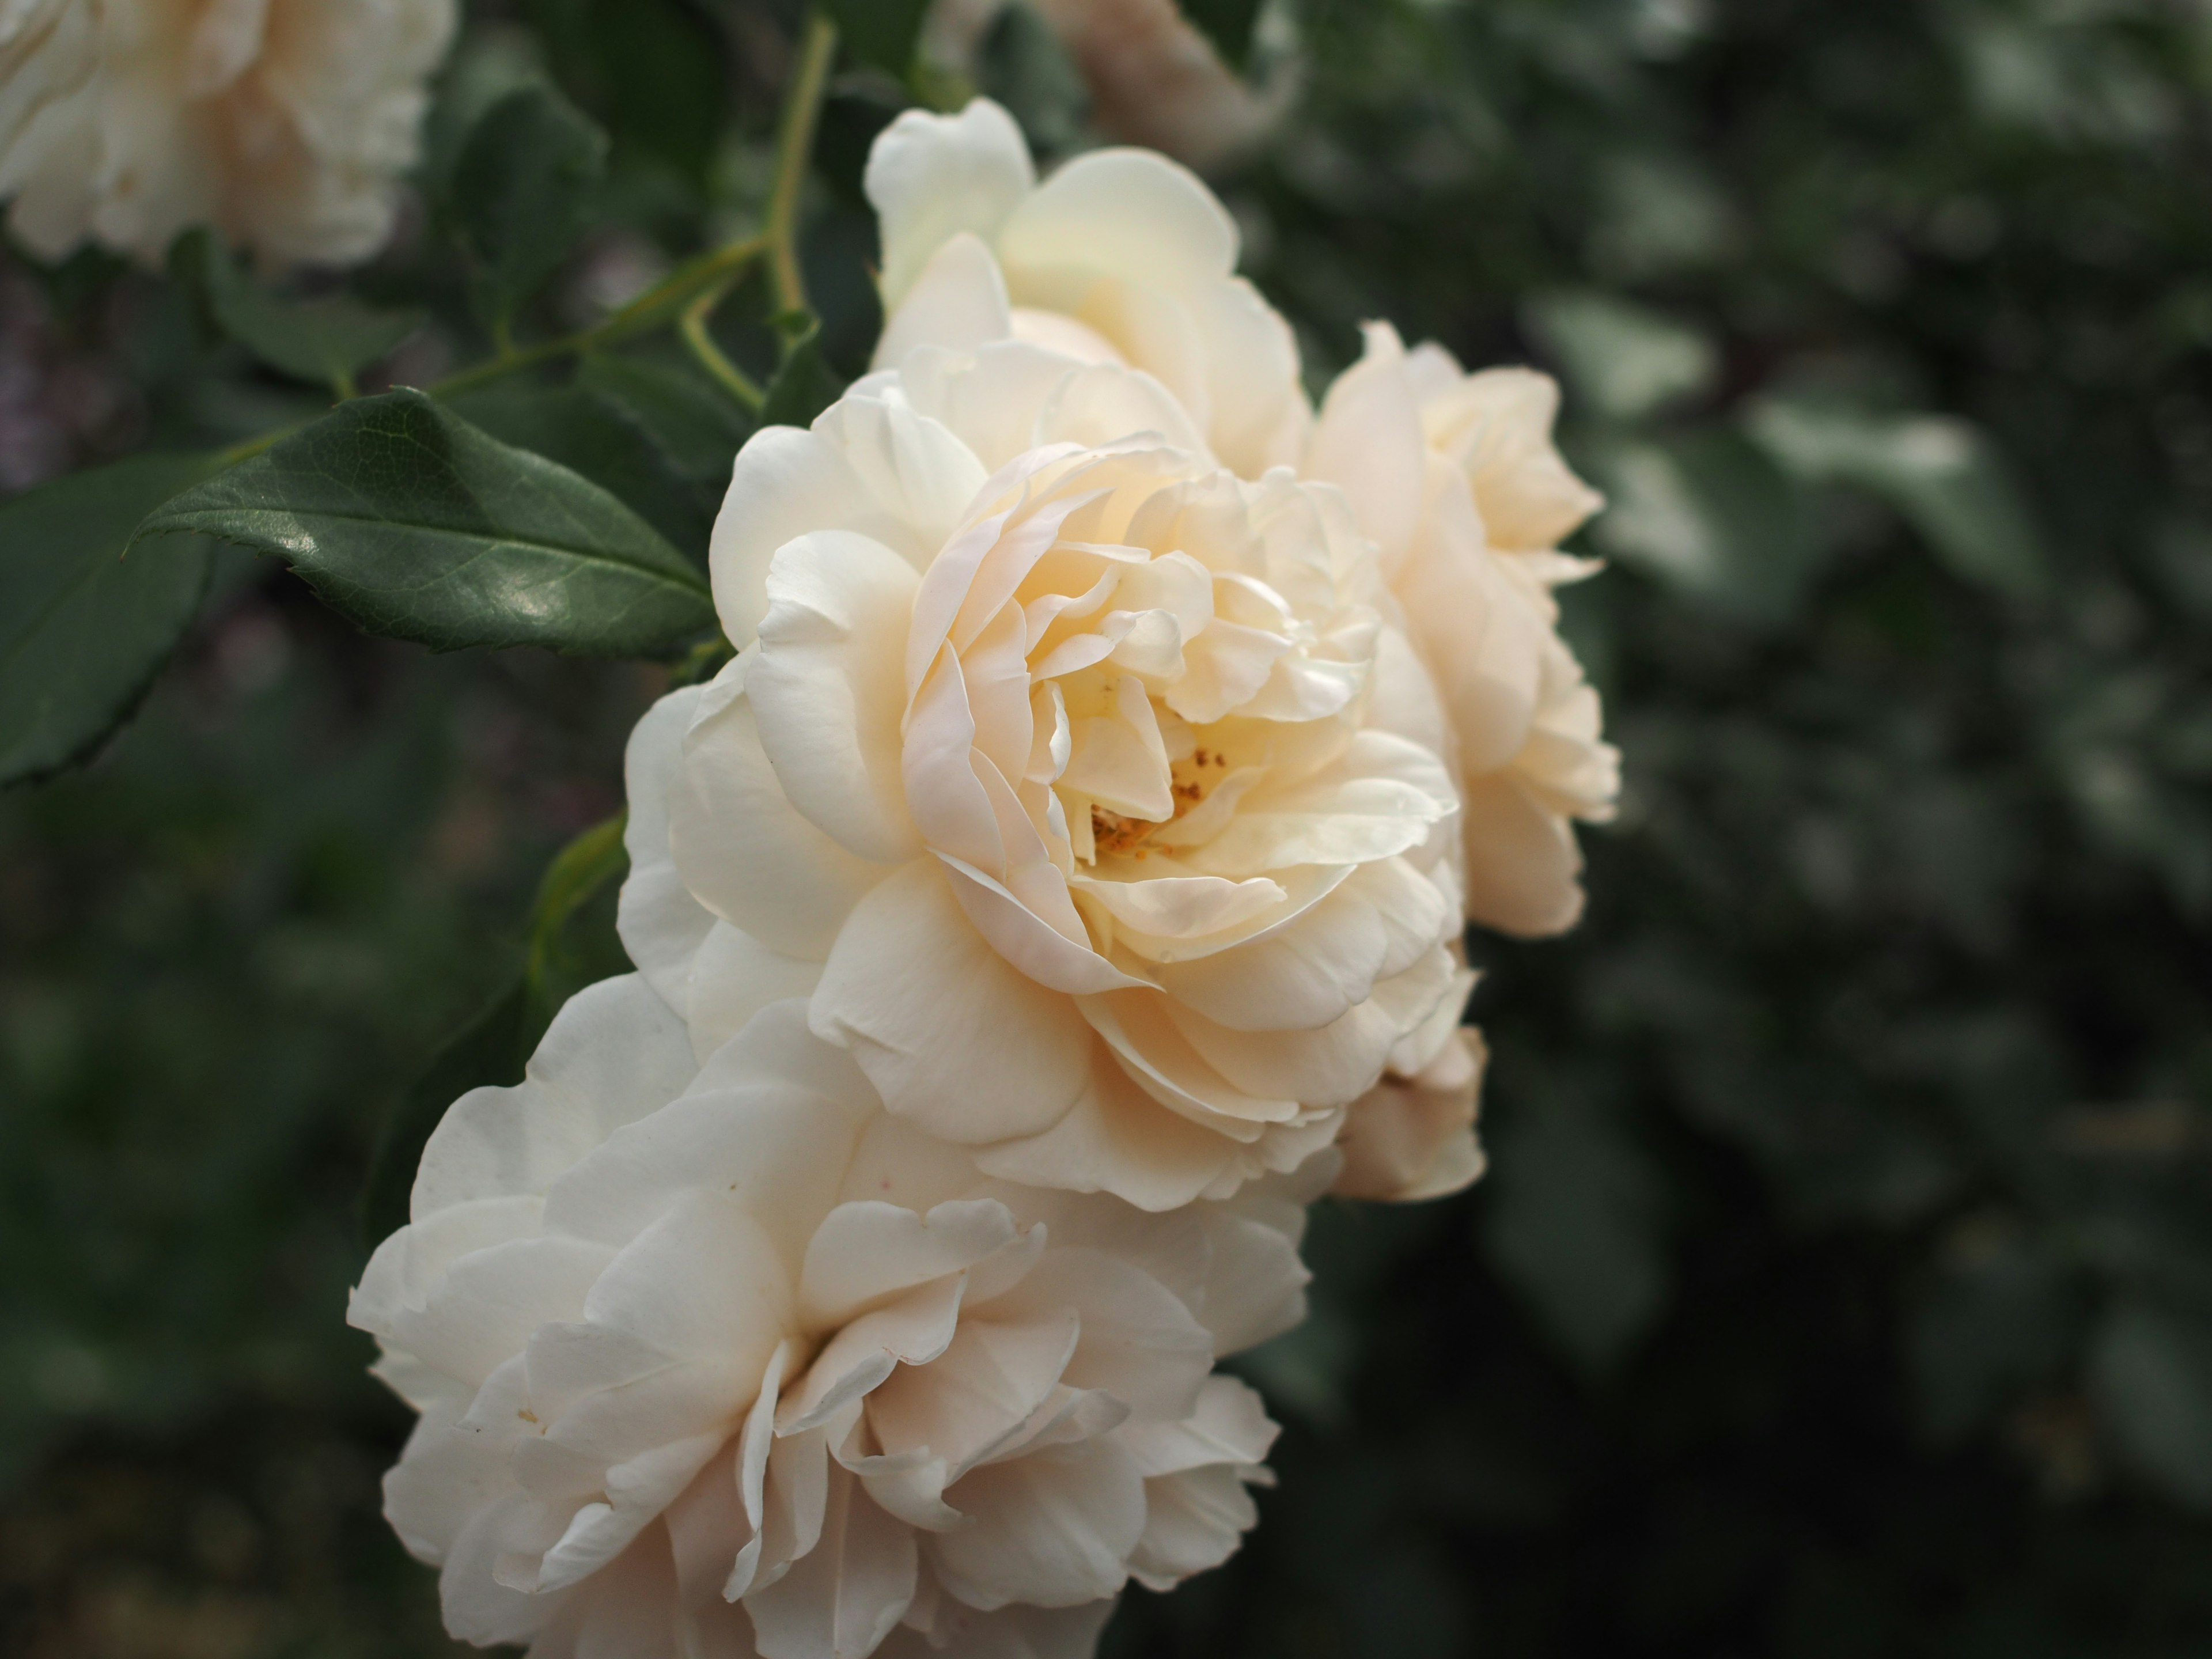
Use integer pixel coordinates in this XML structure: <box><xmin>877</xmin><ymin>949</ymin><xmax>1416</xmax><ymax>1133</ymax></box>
<box><xmin>620</xmin><ymin>343</ymin><xmax>1465</xmax><ymax>1211</ymax></box>
<box><xmin>866</xmin><ymin>97</ymin><xmax>1307</xmax><ymax>478</ymax></box>
<box><xmin>1308</xmin><ymin>321</ymin><xmax>1620</xmax><ymax>938</ymax></box>
<box><xmin>351</xmin><ymin>976</ymin><xmax>1312</xmax><ymax>1659</ymax></box>
<box><xmin>0</xmin><ymin>0</ymin><xmax>455</xmax><ymax>268</ymax></box>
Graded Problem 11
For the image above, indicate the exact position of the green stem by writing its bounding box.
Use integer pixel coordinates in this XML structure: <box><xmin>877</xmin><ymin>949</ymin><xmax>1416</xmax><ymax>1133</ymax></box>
<box><xmin>767</xmin><ymin>13</ymin><xmax>838</xmax><ymax>316</ymax></box>
<box><xmin>421</xmin><ymin>235</ymin><xmax>770</xmax><ymax>402</ymax></box>
<box><xmin>680</xmin><ymin>283</ymin><xmax>765</xmax><ymax>410</ymax></box>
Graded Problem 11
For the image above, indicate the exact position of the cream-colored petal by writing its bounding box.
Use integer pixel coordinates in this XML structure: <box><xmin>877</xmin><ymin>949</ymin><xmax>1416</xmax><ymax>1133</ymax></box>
<box><xmin>1459</xmin><ymin>771</ymin><xmax>1587</xmax><ymax>937</ymax></box>
<box><xmin>874</xmin><ymin>230</ymin><xmax>1014</xmax><ymax>370</ymax></box>
<box><xmin>671</xmin><ymin>659</ymin><xmax>888</xmax><ymax>961</ymax></box>
<box><xmin>751</xmin><ymin>531</ymin><xmax>925</xmax><ymax>864</ymax></box>
<box><xmin>745</xmin><ymin>1461</ymin><xmax>918</xmax><ymax>1659</ymax></box>
<box><xmin>1307</xmin><ymin>321</ymin><xmax>1427</xmax><ymax>574</ymax></box>
<box><xmin>811</xmin><ymin>859</ymin><xmax>1096</xmax><ymax>1144</ymax></box>
<box><xmin>867</xmin><ymin>97</ymin><xmax>1035</xmax><ymax>308</ymax></box>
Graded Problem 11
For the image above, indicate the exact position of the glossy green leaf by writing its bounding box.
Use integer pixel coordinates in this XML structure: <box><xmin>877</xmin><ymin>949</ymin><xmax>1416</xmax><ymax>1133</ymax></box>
<box><xmin>172</xmin><ymin>229</ymin><xmax>421</xmax><ymax>392</ymax></box>
<box><xmin>1745</xmin><ymin>396</ymin><xmax>2050</xmax><ymax>599</ymax></box>
<box><xmin>821</xmin><ymin>0</ymin><xmax>931</xmax><ymax>75</ymax></box>
<box><xmin>454</xmin><ymin>83</ymin><xmax>609</xmax><ymax>330</ymax></box>
<box><xmin>132</xmin><ymin>390</ymin><xmax>715</xmax><ymax>657</ymax></box>
<box><xmin>0</xmin><ymin>454</ymin><xmax>217</xmax><ymax>788</ymax></box>
<box><xmin>762</xmin><ymin>310</ymin><xmax>847</xmax><ymax>430</ymax></box>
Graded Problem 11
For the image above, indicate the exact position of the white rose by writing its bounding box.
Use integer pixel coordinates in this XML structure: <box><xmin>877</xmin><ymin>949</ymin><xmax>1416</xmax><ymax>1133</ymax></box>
<box><xmin>865</xmin><ymin>97</ymin><xmax>1308</xmax><ymax>478</ymax></box>
<box><xmin>622</xmin><ymin>344</ymin><xmax>1465</xmax><ymax>1211</ymax></box>
<box><xmin>1308</xmin><ymin>322</ymin><xmax>1621</xmax><ymax>938</ymax></box>
<box><xmin>0</xmin><ymin>0</ymin><xmax>455</xmax><ymax>269</ymax></box>
<box><xmin>350</xmin><ymin>975</ymin><xmax>1314</xmax><ymax>1659</ymax></box>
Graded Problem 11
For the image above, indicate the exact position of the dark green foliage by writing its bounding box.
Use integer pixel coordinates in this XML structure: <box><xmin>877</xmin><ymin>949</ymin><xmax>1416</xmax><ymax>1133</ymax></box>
<box><xmin>135</xmin><ymin>391</ymin><xmax>717</xmax><ymax>657</ymax></box>
<box><xmin>6</xmin><ymin>0</ymin><xmax>2212</xmax><ymax>1654</ymax></box>
<box><xmin>450</xmin><ymin>353</ymin><xmax>749</xmax><ymax>563</ymax></box>
<box><xmin>522</xmin><ymin>0</ymin><xmax>730</xmax><ymax>181</ymax></box>
<box><xmin>1181</xmin><ymin>0</ymin><xmax>1267</xmax><ymax>71</ymax></box>
<box><xmin>0</xmin><ymin>454</ymin><xmax>215</xmax><ymax>787</ymax></box>
<box><xmin>761</xmin><ymin>310</ymin><xmax>847</xmax><ymax>429</ymax></box>
<box><xmin>820</xmin><ymin>0</ymin><xmax>933</xmax><ymax>77</ymax></box>
<box><xmin>978</xmin><ymin>4</ymin><xmax>1090</xmax><ymax>162</ymax></box>
<box><xmin>452</xmin><ymin>84</ymin><xmax>609</xmax><ymax>333</ymax></box>
<box><xmin>170</xmin><ymin>230</ymin><xmax>422</xmax><ymax>393</ymax></box>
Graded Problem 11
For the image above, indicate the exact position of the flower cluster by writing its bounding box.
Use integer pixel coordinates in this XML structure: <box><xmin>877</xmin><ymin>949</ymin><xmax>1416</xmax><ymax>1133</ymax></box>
<box><xmin>354</xmin><ymin>100</ymin><xmax>1615</xmax><ymax>1658</ymax></box>
<box><xmin>0</xmin><ymin>0</ymin><xmax>454</xmax><ymax>270</ymax></box>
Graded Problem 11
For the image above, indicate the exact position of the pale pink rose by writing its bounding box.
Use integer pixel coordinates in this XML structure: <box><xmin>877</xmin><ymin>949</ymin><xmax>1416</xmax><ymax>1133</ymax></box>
<box><xmin>865</xmin><ymin>98</ymin><xmax>1308</xmax><ymax>478</ymax></box>
<box><xmin>351</xmin><ymin>977</ymin><xmax>1315</xmax><ymax>1659</ymax></box>
<box><xmin>0</xmin><ymin>0</ymin><xmax>454</xmax><ymax>268</ymax></box>
<box><xmin>1308</xmin><ymin>321</ymin><xmax>1620</xmax><ymax>938</ymax></box>
<box><xmin>619</xmin><ymin>343</ymin><xmax>1465</xmax><ymax>1213</ymax></box>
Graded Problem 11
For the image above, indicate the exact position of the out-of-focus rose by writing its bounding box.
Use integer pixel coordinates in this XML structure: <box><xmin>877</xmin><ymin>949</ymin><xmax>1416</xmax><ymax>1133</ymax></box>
<box><xmin>923</xmin><ymin>0</ymin><xmax>1295</xmax><ymax>173</ymax></box>
<box><xmin>866</xmin><ymin>97</ymin><xmax>1307</xmax><ymax>479</ymax></box>
<box><xmin>0</xmin><ymin>0</ymin><xmax>455</xmax><ymax>269</ymax></box>
<box><xmin>351</xmin><ymin>976</ymin><xmax>1312</xmax><ymax>1659</ymax></box>
<box><xmin>620</xmin><ymin>343</ymin><xmax>1464</xmax><ymax>1212</ymax></box>
<box><xmin>1308</xmin><ymin>321</ymin><xmax>1620</xmax><ymax>938</ymax></box>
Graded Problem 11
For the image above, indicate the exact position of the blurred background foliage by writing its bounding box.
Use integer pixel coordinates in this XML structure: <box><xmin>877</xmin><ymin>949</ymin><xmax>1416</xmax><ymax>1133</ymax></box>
<box><xmin>3</xmin><ymin>0</ymin><xmax>2211</xmax><ymax>1653</ymax></box>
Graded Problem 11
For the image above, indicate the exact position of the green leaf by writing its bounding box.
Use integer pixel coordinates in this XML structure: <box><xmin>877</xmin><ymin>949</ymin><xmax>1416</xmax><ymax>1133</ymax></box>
<box><xmin>1480</xmin><ymin>1085</ymin><xmax>1673</xmax><ymax>1377</ymax></box>
<box><xmin>2089</xmin><ymin>1298</ymin><xmax>2212</xmax><ymax>1510</ymax></box>
<box><xmin>1181</xmin><ymin>0</ymin><xmax>1267</xmax><ymax>71</ymax></box>
<box><xmin>132</xmin><ymin>389</ymin><xmax>717</xmax><ymax>657</ymax></box>
<box><xmin>1582</xmin><ymin>427</ymin><xmax>1823</xmax><ymax>624</ymax></box>
<box><xmin>577</xmin><ymin>353</ymin><xmax>753</xmax><ymax>488</ymax></box>
<box><xmin>978</xmin><ymin>4</ymin><xmax>1091</xmax><ymax>160</ymax></box>
<box><xmin>1524</xmin><ymin>290</ymin><xmax>1718</xmax><ymax>424</ymax></box>
<box><xmin>453</xmin><ymin>84</ymin><xmax>609</xmax><ymax>331</ymax></box>
<box><xmin>762</xmin><ymin>311</ymin><xmax>847</xmax><ymax>429</ymax></box>
<box><xmin>172</xmin><ymin>229</ymin><xmax>421</xmax><ymax>392</ymax></box>
<box><xmin>358</xmin><ymin>813</ymin><xmax>629</xmax><ymax>1252</ymax></box>
<box><xmin>821</xmin><ymin>0</ymin><xmax>932</xmax><ymax>75</ymax></box>
<box><xmin>452</xmin><ymin>355</ymin><xmax>747</xmax><ymax>559</ymax></box>
<box><xmin>1</xmin><ymin>454</ymin><xmax>218</xmax><ymax>788</ymax></box>
<box><xmin>1744</xmin><ymin>396</ymin><xmax>2050</xmax><ymax>600</ymax></box>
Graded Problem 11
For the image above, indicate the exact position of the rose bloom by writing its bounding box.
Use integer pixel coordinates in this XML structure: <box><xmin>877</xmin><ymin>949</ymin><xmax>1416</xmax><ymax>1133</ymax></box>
<box><xmin>866</xmin><ymin>97</ymin><xmax>1306</xmax><ymax>479</ymax></box>
<box><xmin>620</xmin><ymin>342</ymin><xmax>1469</xmax><ymax>1213</ymax></box>
<box><xmin>922</xmin><ymin>0</ymin><xmax>1295</xmax><ymax>173</ymax></box>
<box><xmin>351</xmin><ymin>976</ymin><xmax>1312</xmax><ymax>1659</ymax></box>
<box><xmin>1308</xmin><ymin>322</ymin><xmax>1621</xmax><ymax>939</ymax></box>
<box><xmin>0</xmin><ymin>0</ymin><xmax>454</xmax><ymax>268</ymax></box>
